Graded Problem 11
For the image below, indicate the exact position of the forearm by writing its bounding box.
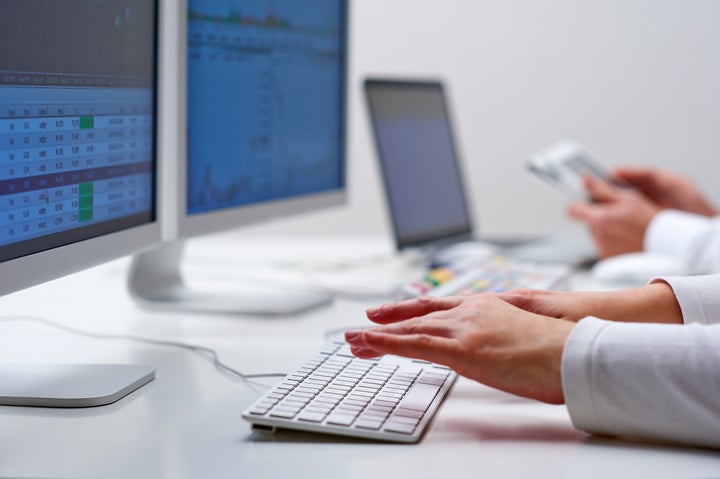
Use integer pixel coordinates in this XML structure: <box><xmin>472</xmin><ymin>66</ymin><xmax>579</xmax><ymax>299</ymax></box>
<box><xmin>501</xmin><ymin>283</ymin><xmax>683</xmax><ymax>325</ymax></box>
<box><xmin>575</xmin><ymin>282</ymin><xmax>682</xmax><ymax>324</ymax></box>
<box><xmin>563</xmin><ymin>318</ymin><xmax>720</xmax><ymax>449</ymax></box>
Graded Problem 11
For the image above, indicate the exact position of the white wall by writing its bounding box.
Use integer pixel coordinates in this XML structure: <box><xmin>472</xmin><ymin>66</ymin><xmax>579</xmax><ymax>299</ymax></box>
<box><xmin>246</xmin><ymin>0</ymin><xmax>720</xmax><ymax>242</ymax></box>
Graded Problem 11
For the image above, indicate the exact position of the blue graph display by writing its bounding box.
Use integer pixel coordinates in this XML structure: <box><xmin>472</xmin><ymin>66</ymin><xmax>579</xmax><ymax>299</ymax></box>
<box><xmin>186</xmin><ymin>0</ymin><xmax>346</xmax><ymax>214</ymax></box>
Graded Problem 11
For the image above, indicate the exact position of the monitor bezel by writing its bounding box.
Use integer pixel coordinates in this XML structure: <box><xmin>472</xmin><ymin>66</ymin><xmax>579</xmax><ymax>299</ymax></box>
<box><xmin>0</xmin><ymin>0</ymin><xmax>166</xmax><ymax>297</ymax></box>
<box><xmin>170</xmin><ymin>0</ymin><xmax>349</xmax><ymax>241</ymax></box>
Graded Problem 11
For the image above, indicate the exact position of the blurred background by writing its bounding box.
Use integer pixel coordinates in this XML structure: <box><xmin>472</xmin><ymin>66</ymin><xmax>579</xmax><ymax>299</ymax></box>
<box><xmin>244</xmin><ymin>0</ymin><xmax>720</xmax><ymax>241</ymax></box>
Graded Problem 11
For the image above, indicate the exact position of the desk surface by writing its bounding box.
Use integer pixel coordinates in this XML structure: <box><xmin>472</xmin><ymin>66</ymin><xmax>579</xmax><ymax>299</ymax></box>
<box><xmin>0</xmin><ymin>235</ymin><xmax>718</xmax><ymax>479</ymax></box>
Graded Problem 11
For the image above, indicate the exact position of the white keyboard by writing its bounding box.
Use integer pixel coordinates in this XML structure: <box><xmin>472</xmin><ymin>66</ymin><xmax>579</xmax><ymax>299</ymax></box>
<box><xmin>242</xmin><ymin>339</ymin><xmax>457</xmax><ymax>443</ymax></box>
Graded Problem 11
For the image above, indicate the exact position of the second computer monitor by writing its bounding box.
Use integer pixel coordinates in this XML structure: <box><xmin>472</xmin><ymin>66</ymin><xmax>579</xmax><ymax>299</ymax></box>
<box><xmin>183</xmin><ymin>0</ymin><xmax>347</xmax><ymax>237</ymax></box>
<box><xmin>128</xmin><ymin>0</ymin><xmax>348</xmax><ymax>315</ymax></box>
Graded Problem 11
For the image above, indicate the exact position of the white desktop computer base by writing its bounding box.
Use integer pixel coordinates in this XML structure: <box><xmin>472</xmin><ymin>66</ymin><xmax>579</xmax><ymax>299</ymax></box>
<box><xmin>0</xmin><ymin>364</ymin><xmax>155</xmax><ymax>408</ymax></box>
<box><xmin>128</xmin><ymin>241</ymin><xmax>333</xmax><ymax>316</ymax></box>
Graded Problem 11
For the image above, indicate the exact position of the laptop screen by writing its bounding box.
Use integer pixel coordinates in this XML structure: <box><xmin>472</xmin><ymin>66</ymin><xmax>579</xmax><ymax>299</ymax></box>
<box><xmin>365</xmin><ymin>79</ymin><xmax>473</xmax><ymax>250</ymax></box>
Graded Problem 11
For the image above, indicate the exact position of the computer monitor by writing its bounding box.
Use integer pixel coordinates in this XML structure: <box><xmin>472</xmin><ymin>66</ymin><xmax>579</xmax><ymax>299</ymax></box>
<box><xmin>128</xmin><ymin>0</ymin><xmax>348</xmax><ymax>315</ymax></box>
<box><xmin>0</xmin><ymin>0</ymin><xmax>162</xmax><ymax>406</ymax></box>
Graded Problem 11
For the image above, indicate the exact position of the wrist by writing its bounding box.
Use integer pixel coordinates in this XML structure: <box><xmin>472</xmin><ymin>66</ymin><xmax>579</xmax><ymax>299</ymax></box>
<box><xmin>587</xmin><ymin>283</ymin><xmax>682</xmax><ymax>324</ymax></box>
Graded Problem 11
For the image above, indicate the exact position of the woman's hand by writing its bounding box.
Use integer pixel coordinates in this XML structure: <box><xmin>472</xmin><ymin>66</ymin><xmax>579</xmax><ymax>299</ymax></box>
<box><xmin>615</xmin><ymin>167</ymin><xmax>717</xmax><ymax>217</ymax></box>
<box><xmin>568</xmin><ymin>175</ymin><xmax>660</xmax><ymax>258</ymax></box>
<box><xmin>345</xmin><ymin>294</ymin><xmax>574</xmax><ymax>404</ymax></box>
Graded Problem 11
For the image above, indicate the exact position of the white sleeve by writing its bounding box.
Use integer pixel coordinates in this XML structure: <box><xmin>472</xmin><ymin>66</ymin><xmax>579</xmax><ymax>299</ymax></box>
<box><xmin>562</xmin><ymin>317</ymin><xmax>720</xmax><ymax>449</ymax></box>
<box><xmin>645</xmin><ymin>210</ymin><xmax>720</xmax><ymax>274</ymax></box>
<box><xmin>653</xmin><ymin>274</ymin><xmax>720</xmax><ymax>325</ymax></box>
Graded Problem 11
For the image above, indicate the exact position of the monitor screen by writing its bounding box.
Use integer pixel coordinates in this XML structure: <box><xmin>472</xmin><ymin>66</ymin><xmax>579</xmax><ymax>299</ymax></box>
<box><xmin>0</xmin><ymin>0</ymin><xmax>157</xmax><ymax>263</ymax></box>
<box><xmin>365</xmin><ymin>80</ymin><xmax>473</xmax><ymax>249</ymax></box>
<box><xmin>186</xmin><ymin>0</ymin><xmax>346</xmax><ymax>216</ymax></box>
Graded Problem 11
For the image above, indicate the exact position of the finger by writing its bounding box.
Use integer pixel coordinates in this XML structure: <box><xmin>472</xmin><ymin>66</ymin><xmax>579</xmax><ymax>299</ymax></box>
<box><xmin>345</xmin><ymin>329</ymin><xmax>385</xmax><ymax>357</ymax></box>
<box><xmin>567</xmin><ymin>200</ymin><xmax>598</xmax><ymax>222</ymax></box>
<box><xmin>347</xmin><ymin>343</ymin><xmax>384</xmax><ymax>359</ymax></box>
<box><xmin>584</xmin><ymin>175</ymin><xmax>619</xmax><ymax>203</ymax></box>
<box><xmin>366</xmin><ymin>296</ymin><xmax>461</xmax><ymax>324</ymax></box>
<box><xmin>361</xmin><ymin>329</ymin><xmax>458</xmax><ymax>367</ymax></box>
<box><xmin>367</xmin><ymin>317</ymin><xmax>457</xmax><ymax>339</ymax></box>
<box><xmin>497</xmin><ymin>288</ymin><xmax>540</xmax><ymax>311</ymax></box>
<box><xmin>613</xmin><ymin>167</ymin><xmax>653</xmax><ymax>187</ymax></box>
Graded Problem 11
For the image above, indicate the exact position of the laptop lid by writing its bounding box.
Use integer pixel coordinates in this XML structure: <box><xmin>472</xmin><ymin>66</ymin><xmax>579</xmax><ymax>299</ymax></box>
<box><xmin>364</xmin><ymin>78</ymin><xmax>474</xmax><ymax>251</ymax></box>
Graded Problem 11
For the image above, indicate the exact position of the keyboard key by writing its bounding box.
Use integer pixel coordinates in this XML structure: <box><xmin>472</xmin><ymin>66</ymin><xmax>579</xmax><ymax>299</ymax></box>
<box><xmin>393</xmin><ymin>408</ymin><xmax>424</xmax><ymax>419</ymax></box>
<box><xmin>326</xmin><ymin>413</ymin><xmax>356</xmax><ymax>426</ymax></box>
<box><xmin>355</xmin><ymin>419</ymin><xmax>383</xmax><ymax>430</ymax></box>
<box><xmin>298</xmin><ymin>411</ymin><xmax>327</xmax><ymax>422</ymax></box>
<box><xmin>383</xmin><ymin>422</ymin><xmax>416</xmax><ymax>434</ymax></box>
<box><xmin>386</xmin><ymin>414</ymin><xmax>419</xmax><ymax>426</ymax></box>
<box><xmin>397</xmin><ymin>383</ymin><xmax>441</xmax><ymax>412</ymax></box>
<box><xmin>270</xmin><ymin>409</ymin><xmax>298</xmax><ymax>419</ymax></box>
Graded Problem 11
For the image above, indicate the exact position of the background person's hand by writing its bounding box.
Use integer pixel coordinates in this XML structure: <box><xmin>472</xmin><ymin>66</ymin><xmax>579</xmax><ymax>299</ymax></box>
<box><xmin>615</xmin><ymin>167</ymin><xmax>717</xmax><ymax>217</ymax></box>
<box><xmin>345</xmin><ymin>294</ymin><xmax>574</xmax><ymax>404</ymax></box>
<box><xmin>568</xmin><ymin>175</ymin><xmax>660</xmax><ymax>258</ymax></box>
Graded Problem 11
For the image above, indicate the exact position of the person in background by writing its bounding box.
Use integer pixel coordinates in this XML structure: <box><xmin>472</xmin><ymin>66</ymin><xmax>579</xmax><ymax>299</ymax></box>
<box><xmin>345</xmin><ymin>274</ymin><xmax>720</xmax><ymax>449</ymax></box>
<box><xmin>568</xmin><ymin>167</ymin><xmax>720</xmax><ymax>272</ymax></box>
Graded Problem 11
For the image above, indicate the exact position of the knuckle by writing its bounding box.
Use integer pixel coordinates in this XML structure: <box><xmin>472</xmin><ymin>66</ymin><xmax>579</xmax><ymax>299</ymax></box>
<box><xmin>416</xmin><ymin>296</ymin><xmax>434</xmax><ymax>308</ymax></box>
<box><xmin>413</xmin><ymin>334</ymin><xmax>436</xmax><ymax>348</ymax></box>
<box><xmin>403</xmin><ymin>318</ymin><xmax>424</xmax><ymax>335</ymax></box>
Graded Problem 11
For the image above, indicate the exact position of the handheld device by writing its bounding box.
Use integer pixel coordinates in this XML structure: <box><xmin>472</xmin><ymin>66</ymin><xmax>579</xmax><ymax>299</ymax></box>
<box><xmin>528</xmin><ymin>141</ymin><xmax>631</xmax><ymax>201</ymax></box>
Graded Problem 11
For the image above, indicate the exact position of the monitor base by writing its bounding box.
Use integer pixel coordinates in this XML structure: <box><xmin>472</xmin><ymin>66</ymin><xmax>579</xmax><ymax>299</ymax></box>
<box><xmin>128</xmin><ymin>241</ymin><xmax>334</xmax><ymax>316</ymax></box>
<box><xmin>0</xmin><ymin>364</ymin><xmax>155</xmax><ymax>408</ymax></box>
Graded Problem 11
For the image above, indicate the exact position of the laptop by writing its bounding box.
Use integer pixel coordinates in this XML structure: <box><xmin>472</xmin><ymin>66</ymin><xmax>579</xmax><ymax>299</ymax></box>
<box><xmin>363</xmin><ymin>78</ymin><xmax>596</xmax><ymax>266</ymax></box>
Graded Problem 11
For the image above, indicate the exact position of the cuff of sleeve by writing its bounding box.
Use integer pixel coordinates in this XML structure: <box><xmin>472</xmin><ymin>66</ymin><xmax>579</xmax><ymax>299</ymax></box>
<box><xmin>650</xmin><ymin>275</ymin><xmax>720</xmax><ymax>325</ymax></box>
<box><xmin>561</xmin><ymin>316</ymin><xmax>611</xmax><ymax>434</ymax></box>
<box><xmin>644</xmin><ymin>210</ymin><xmax>711</xmax><ymax>258</ymax></box>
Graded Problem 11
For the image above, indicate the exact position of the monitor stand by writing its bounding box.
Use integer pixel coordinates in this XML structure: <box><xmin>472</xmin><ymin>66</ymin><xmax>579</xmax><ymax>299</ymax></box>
<box><xmin>0</xmin><ymin>364</ymin><xmax>154</xmax><ymax>407</ymax></box>
<box><xmin>127</xmin><ymin>241</ymin><xmax>333</xmax><ymax>315</ymax></box>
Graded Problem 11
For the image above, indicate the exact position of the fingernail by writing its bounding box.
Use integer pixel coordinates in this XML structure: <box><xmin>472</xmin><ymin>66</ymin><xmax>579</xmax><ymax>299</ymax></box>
<box><xmin>345</xmin><ymin>329</ymin><xmax>363</xmax><ymax>342</ymax></box>
<box><xmin>350</xmin><ymin>346</ymin><xmax>381</xmax><ymax>359</ymax></box>
<box><xmin>366</xmin><ymin>306</ymin><xmax>379</xmax><ymax>317</ymax></box>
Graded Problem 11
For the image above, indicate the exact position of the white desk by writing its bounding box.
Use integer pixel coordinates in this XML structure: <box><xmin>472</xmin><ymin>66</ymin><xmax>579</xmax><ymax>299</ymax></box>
<box><xmin>0</xmin><ymin>235</ymin><xmax>718</xmax><ymax>479</ymax></box>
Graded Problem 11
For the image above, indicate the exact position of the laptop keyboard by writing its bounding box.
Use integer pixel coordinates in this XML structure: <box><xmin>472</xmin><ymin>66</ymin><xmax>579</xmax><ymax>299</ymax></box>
<box><xmin>401</xmin><ymin>255</ymin><xmax>570</xmax><ymax>298</ymax></box>
<box><xmin>243</xmin><ymin>340</ymin><xmax>457</xmax><ymax>443</ymax></box>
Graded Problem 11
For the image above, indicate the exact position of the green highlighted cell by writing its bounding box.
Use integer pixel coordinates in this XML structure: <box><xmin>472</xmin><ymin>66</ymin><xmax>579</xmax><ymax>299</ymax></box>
<box><xmin>79</xmin><ymin>195</ymin><xmax>93</xmax><ymax>209</ymax></box>
<box><xmin>79</xmin><ymin>209</ymin><xmax>93</xmax><ymax>222</ymax></box>
<box><xmin>79</xmin><ymin>182</ymin><xmax>94</xmax><ymax>195</ymax></box>
<box><xmin>79</xmin><ymin>116</ymin><xmax>94</xmax><ymax>129</ymax></box>
<box><xmin>79</xmin><ymin>181</ymin><xmax>94</xmax><ymax>223</ymax></box>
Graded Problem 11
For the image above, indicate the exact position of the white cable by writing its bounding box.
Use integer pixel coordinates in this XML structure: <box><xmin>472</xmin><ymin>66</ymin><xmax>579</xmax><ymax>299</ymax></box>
<box><xmin>0</xmin><ymin>315</ymin><xmax>287</xmax><ymax>384</ymax></box>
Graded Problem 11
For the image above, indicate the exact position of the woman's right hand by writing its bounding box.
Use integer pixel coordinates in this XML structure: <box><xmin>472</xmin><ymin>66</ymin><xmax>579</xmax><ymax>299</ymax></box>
<box><xmin>615</xmin><ymin>167</ymin><xmax>717</xmax><ymax>217</ymax></box>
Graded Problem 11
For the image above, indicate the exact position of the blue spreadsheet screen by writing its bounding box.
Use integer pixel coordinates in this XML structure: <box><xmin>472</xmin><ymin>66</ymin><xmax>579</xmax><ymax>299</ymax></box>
<box><xmin>186</xmin><ymin>0</ymin><xmax>346</xmax><ymax>215</ymax></box>
<box><xmin>0</xmin><ymin>1</ymin><xmax>157</xmax><ymax>261</ymax></box>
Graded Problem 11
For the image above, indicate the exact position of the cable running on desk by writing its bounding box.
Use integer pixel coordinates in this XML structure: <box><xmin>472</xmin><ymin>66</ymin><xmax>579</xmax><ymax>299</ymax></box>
<box><xmin>0</xmin><ymin>315</ymin><xmax>286</xmax><ymax>383</ymax></box>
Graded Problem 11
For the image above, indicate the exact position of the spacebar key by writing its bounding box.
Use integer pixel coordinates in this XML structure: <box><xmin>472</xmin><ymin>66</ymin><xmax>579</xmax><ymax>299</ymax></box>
<box><xmin>397</xmin><ymin>382</ymin><xmax>441</xmax><ymax>412</ymax></box>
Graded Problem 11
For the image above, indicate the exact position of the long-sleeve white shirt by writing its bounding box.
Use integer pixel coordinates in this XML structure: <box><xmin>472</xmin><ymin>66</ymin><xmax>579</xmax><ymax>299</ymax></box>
<box><xmin>561</xmin><ymin>274</ymin><xmax>720</xmax><ymax>449</ymax></box>
<box><xmin>645</xmin><ymin>209</ymin><xmax>720</xmax><ymax>273</ymax></box>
